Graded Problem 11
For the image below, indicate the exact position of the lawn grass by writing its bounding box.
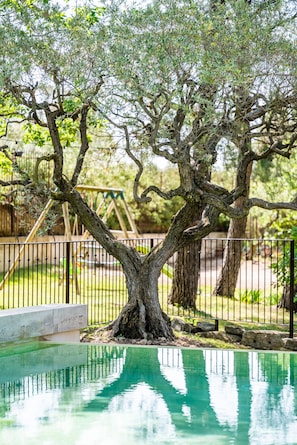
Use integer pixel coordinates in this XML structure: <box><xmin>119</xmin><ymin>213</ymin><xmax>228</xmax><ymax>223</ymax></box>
<box><xmin>0</xmin><ymin>264</ymin><xmax>129</xmax><ymax>324</ymax></box>
<box><xmin>161</xmin><ymin>285</ymin><xmax>290</xmax><ymax>327</ymax></box>
<box><xmin>0</xmin><ymin>264</ymin><xmax>293</xmax><ymax>330</ymax></box>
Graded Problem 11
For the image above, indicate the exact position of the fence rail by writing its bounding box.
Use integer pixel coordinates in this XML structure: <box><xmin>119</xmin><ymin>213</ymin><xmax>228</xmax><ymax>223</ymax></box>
<box><xmin>0</xmin><ymin>238</ymin><xmax>295</xmax><ymax>332</ymax></box>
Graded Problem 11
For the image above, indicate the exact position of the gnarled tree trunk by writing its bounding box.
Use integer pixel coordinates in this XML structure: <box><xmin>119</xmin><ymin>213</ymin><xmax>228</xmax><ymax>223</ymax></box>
<box><xmin>168</xmin><ymin>241</ymin><xmax>201</xmax><ymax>309</ymax></box>
<box><xmin>168</xmin><ymin>207</ymin><xmax>204</xmax><ymax>309</ymax></box>
<box><xmin>213</xmin><ymin>216</ymin><xmax>247</xmax><ymax>297</ymax></box>
<box><xmin>111</xmin><ymin>263</ymin><xmax>174</xmax><ymax>340</ymax></box>
<box><xmin>214</xmin><ymin>162</ymin><xmax>252</xmax><ymax>297</ymax></box>
<box><xmin>68</xmin><ymin>192</ymin><xmax>207</xmax><ymax>341</ymax></box>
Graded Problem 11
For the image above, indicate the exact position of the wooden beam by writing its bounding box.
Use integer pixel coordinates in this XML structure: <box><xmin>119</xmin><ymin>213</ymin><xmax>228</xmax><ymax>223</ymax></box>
<box><xmin>75</xmin><ymin>185</ymin><xmax>124</xmax><ymax>193</ymax></box>
<box><xmin>0</xmin><ymin>199</ymin><xmax>53</xmax><ymax>290</ymax></box>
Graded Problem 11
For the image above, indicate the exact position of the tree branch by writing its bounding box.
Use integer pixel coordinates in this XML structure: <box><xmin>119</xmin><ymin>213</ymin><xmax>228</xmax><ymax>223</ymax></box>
<box><xmin>71</xmin><ymin>105</ymin><xmax>89</xmax><ymax>186</ymax></box>
<box><xmin>33</xmin><ymin>153</ymin><xmax>56</xmax><ymax>183</ymax></box>
<box><xmin>44</xmin><ymin>107</ymin><xmax>64</xmax><ymax>184</ymax></box>
<box><xmin>0</xmin><ymin>145</ymin><xmax>31</xmax><ymax>184</ymax></box>
<box><xmin>138</xmin><ymin>185</ymin><xmax>183</xmax><ymax>201</ymax></box>
<box><xmin>246</xmin><ymin>197</ymin><xmax>297</xmax><ymax>212</ymax></box>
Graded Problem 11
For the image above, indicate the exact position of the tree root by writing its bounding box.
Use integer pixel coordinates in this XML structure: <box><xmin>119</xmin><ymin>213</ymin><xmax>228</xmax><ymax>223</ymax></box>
<box><xmin>109</xmin><ymin>303</ymin><xmax>174</xmax><ymax>340</ymax></box>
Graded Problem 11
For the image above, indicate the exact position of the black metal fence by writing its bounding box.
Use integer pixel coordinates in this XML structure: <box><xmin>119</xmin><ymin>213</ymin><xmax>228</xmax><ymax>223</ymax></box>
<box><xmin>0</xmin><ymin>237</ymin><xmax>295</xmax><ymax>331</ymax></box>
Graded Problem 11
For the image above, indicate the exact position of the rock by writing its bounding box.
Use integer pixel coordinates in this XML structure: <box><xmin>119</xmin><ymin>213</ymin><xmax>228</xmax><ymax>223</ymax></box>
<box><xmin>283</xmin><ymin>338</ymin><xmax>297</xmax><ymax>351</ymax></box>
<box><xmin>171</xmin><ymin>317</ymin><xmax>203</xmax><ymax>333</ymax></box>
<box><xmin>171</xmin><ymin>317</ymin><xmax>186</xmax><ymax>332</ymax></box>
<box><xmin>226</xmin><ymin>333</ymin><xmax>243</xmax><ymax>343</ymax></box>
<box><xmin>171</xmin><ymin>318</ymin><xmax>217</xmax><ymax>334</ymax></box>
<box><xmin>193</xmin><ymin>321</ymin><xmax>217</xmax><ymax>333</ymax></box>
<box><xmin>183</xmin><ymin>322</ymin><xmax>194</xmax><ymax>333</ymax></box>
<box><xmin>225</xmin><ymin>324</ymin><xmax>245</xmax><ymax>337</ymax></box>
<box><xmin>199</xmin><ymin>331</ymin><xmax>242</xmax><ymax>343</ymax></box>
<box><xmin>138</xmin><ymin>339</ymin><xmax>148</xmax><ymax>345</ymax></box>
<box><xmin>241</xmin><ymin>330</ymin><xmax>287</xmax><ymax>350</ymax></box>
<box><xmin>158</xmin><ymin>337</ymin><xmax>167</xmax><ymax>344</ymax></box>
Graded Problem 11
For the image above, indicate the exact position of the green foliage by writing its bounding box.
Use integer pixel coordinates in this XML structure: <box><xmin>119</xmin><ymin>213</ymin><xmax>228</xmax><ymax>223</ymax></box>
<box><xmin>0</xmin><ymin>152</ymin><xmax>12</xmax><ymax>176</ymax></box>
<box><xmin>67</xmin><ymin>6</ymin><xmax>105</xmax><ymax>27</ymax></box>
<box><xmin>253</xmin><ymin>156</ymin><xmax>274</xmax><ymax>184</ymax></box>
<box><xmin>1</xmin><ymin>0</ymin><xmax>297</xmax><ymax>238</ymax></box>
<box><xmin>271</xmin><ymin>228</ymin><xmax>297</xmax><ymax>289</ymax></box>
<box><xmin>23</xmin><ymin>123</ymin><xmax>51</xmax><ymax>147</ymax></box>
<box><xmin>240</xmin><ymin>289</ymin><xmax>261</xmax><ymax>304</ymax></box>
<box><xmin>272</xmin><ymin>215</ymin><xmax>297</xmax><ymax>240</ymax></box>
<box><xmin>267</xmin><ymin>294</ymin><xmax>280</xmax><ymax>306</ymax></box>
<box><xmin>24</xmin><ymin>118</ymin><xmax>80</xmax><ymax>148</ymax></box>
<box><xmin>250</xmin><ymin>149</ymin><xmax>297</xmax><ymax>238</ymax></box>
<box><xmin>14</xmin><ymin>183</ymin><xmax>58</xmax><ymax>235</ymax></box>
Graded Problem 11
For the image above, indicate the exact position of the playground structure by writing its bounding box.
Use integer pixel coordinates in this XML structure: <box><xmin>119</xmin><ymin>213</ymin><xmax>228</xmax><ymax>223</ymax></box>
<box><xmin>0</xmin><ymin>185</ymin><xmax>139</xmax><ymax>290</ymax></box>
<box><xmin>74</xmin><ymin>185</ymin><xmax>139</xmax><ymax>240</ymax></box>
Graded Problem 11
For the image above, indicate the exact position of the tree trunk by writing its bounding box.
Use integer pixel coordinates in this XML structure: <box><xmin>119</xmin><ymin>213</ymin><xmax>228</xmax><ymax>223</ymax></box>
<box><xmin>66</xmin><ymin>191</ymin><xmax>211</xmax><ymax>340</ymax></box>
<box><xmin>278</xmin><ymin>284</ymin><xmax>297</xmax><ymax>311</ymax></box>
<box><xmin>111</xmin><ymin>263</ymin><xmax>174</xmax><ymax>340</ymax></box>
<box><xmin>213</xmin><ymin>218</ymin><xmax>247</xmax><ymax>297</ymax></box>
<box><xmin>214</xmin><ymin>162</ymin><xmax>252</xmax><ymax>298</ymax></box>
<box><xmin>168</xmin><ymin>241</ymin><xmax>201</xmax><ymax>309</ymax></box>
<box><xmin>168</xmin><ymin>205</ymin><xmax>204</xmax><ymax>310</ymax></box>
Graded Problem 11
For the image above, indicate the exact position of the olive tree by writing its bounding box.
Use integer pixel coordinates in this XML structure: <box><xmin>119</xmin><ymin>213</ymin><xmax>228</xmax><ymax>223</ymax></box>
<box><xmin>1</xmin><ymin>0</ymin><xmax>297</xmax><ymax>339</ymax></box>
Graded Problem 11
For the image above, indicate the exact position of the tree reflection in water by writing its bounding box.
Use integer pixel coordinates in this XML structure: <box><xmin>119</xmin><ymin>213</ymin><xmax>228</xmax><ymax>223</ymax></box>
<box><xmin>0</xmin><ymin>343</ymin><xmax>297</xmax><ymax>444</ymax></box>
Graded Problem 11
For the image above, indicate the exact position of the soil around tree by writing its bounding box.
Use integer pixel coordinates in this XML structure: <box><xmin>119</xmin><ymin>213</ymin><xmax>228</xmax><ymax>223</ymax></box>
<box><xmin>80</xmin><ymin>326</ymin><xmax>249</xmax><ymax>349</ymax></box>
<box><xmin>81</xmin><ymin>323</ymin><xmax>296</xmax><ymax>351</ymax></box>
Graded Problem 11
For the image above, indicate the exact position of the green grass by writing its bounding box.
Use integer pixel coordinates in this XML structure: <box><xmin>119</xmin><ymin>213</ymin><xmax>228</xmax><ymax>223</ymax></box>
<box><xmin>240</xmin><ymin>289</ymin><xmax>261</xmax><ymax>304</ymax></box>
<box><xmin>162</xmin><ymin>285</ymin><xmax>290</xmax><ymax>327</ymax></box>
<box><xmin>0</xmin><ymin>264</ymin><xmax>128</xmax><ymax>323</ymax></box>
<box><xmin>0</xmin><ymin>264</ymin><xmax>292</xmax><ymax>329</ymax></box>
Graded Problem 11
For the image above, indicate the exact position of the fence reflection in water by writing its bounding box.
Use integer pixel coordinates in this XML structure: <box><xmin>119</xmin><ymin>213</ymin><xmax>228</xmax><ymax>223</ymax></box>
<box><xmin>1</xmin><ymin>344</ymin><xmax>297</xmax><ymax>445</ymax></box>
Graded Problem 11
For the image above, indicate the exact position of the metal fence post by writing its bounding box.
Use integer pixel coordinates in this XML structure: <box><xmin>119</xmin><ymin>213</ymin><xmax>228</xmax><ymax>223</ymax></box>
<box><xmin>65</xmin><ymin>241</ymin><xmax>70</xmax><ymax>304</ymax></box>
<box><xmin>289</xmin><ymin>239</ymin><xmax>294</xmax><ymax>338</ymax></box>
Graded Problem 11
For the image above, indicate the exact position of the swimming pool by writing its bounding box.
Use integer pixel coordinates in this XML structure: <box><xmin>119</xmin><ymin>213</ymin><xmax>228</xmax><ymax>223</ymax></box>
<box><xmin>0</xmin><ymin>342</ymin><xmax>296</xmax><ymax>444</ymax></box>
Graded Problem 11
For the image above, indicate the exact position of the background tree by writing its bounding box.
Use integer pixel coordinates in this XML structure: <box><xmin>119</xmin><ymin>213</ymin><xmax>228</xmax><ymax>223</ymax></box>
<box><xmin>250</xmin><ymin>151</ymin><xmax>297</xmax><ymax>238</ymax></box>
<box><xmin>159</xmin><ymin>0</ymin><xmax>297</xmax><ymax>306</ymax></box>
<box><xmin>1</xmin><ymin>0</ymin><xmax>297</xmax><ymax>340</ymax></box>
<box><xmin>212</xmin><ymin>0</ymin><xmax>289</xmax><ymax>297</ymax></box>
<box><xmin>213</xmin><ymin>159</ymin><xmax>252</xmax><ymax>297</ymax></box>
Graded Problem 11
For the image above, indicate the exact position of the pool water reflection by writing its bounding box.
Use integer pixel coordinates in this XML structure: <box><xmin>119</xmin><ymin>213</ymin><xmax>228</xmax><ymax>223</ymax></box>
<box><xmin>0</xmin><ymin>342</ymin><xmax>297</xmax><ymax>444</ymax></box>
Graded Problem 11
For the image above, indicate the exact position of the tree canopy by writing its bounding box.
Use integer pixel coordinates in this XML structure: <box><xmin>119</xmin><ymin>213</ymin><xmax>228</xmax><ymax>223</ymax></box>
<box><xmin>1</xmin><ymin>0</ymin><xmax>297</xmax><ymax>339</ymax></box>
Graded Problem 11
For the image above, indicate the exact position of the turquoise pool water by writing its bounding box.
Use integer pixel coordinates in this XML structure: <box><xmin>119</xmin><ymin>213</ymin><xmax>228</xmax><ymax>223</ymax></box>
<box><xmin>0</xmin><ymin>342</ymin><xmax>297</xmax><ymax>445</ymax></box>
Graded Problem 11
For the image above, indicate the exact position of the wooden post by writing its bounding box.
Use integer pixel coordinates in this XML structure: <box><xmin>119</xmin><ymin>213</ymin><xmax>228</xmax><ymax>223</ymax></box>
<box><xmin>121</xmin><ymin>198</ymin><xmax>139</xmax><ymax>238</ymax></box>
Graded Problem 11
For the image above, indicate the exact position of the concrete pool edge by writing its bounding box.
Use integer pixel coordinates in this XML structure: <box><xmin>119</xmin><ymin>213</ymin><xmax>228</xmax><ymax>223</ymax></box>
<box><xmin>0</xmin><ymin>304</ymin><xmax>88</xmax><ymax>344</ymax></box>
